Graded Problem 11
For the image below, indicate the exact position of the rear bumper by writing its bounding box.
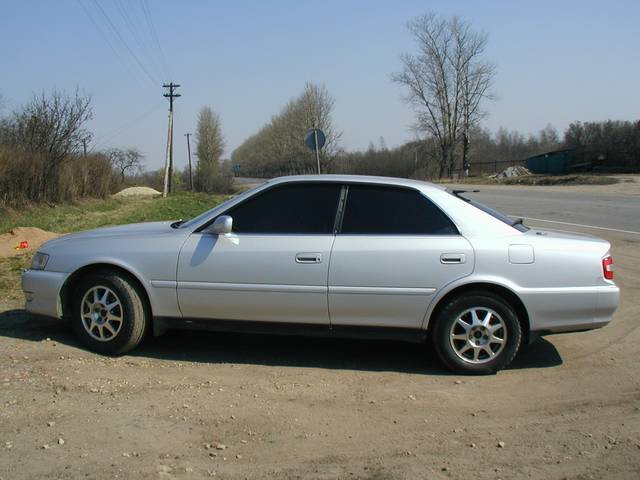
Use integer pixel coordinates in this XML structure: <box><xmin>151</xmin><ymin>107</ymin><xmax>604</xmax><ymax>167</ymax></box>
<box><xmin>522</xmin><ymin>284</ymin><xmax>619</xmax><ymax>334</ymax></box>
<box><xmin>21</xmin><ymin>269</ymin><xmax>68</xmax><ymax>319</ymax></box>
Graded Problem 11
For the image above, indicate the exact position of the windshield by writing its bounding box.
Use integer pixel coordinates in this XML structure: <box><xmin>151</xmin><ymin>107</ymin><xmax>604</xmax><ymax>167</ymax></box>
<box><xmin>448</xmin><ymin>190</ymin><xmax>529</xmax><ymax>232</ymax></box>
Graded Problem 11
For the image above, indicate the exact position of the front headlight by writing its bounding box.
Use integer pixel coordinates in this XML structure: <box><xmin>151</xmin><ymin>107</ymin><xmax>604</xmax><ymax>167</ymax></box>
<box><xmin>30</xmin><ymin>252</ymin><xmax>49</xmax><ymax>270</ymax></box>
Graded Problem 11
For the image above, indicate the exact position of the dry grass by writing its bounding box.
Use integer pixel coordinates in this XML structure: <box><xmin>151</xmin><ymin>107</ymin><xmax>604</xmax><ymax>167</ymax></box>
<box><xmin>0</xmin><ymin>253</ymin><xmax>30</xmax><ymax>302</ymax></box>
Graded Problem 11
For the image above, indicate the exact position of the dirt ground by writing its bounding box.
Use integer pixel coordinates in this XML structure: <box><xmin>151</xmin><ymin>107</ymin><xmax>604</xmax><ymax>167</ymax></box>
<box><xmin>0</xmin><ymin>227</ymin><xmax>59</xmax><ymax>259</ymax></box>
<box><xmin>1</xmin><ymin>224</ymin><xmax>639</xmax><ymax>479</ymax></box>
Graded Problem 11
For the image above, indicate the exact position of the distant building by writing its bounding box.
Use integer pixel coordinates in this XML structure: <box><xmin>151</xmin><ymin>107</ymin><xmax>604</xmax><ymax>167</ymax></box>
<box><xmin>525</xmin><ymin>149</ymin><xmax>578</xmax><ymax>175</ymax></box>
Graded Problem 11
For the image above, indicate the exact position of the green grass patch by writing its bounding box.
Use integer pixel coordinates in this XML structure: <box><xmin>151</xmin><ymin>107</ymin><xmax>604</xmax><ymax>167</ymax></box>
<box><xmin>0</xmin><ymin>191</ymin><xmax>229</xmax><ymax>234</ymax></box>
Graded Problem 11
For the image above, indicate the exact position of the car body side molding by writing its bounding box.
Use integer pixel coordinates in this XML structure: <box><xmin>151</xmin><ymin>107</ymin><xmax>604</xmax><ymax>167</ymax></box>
<box><xmin>153</xmin><ymin>316</ymin><xmax>428</xmax><ymax>343</ymax></box>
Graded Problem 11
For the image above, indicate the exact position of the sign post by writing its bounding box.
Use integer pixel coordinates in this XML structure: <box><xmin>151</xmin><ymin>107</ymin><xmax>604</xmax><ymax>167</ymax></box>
<box><xmin>304</xmin><ymin>129</ymin><xmax>326</xmax><ymax>174</ymax></box>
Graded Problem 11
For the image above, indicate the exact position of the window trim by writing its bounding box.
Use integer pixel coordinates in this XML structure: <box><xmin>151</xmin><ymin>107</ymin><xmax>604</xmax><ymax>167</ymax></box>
<box><xmin>332</xmin><ymin>185</ymin><xmax>349</xmax><ymax>234</ymax></box>
<box><xmin>335</xmin><ymin>183</ymin><xmax>461</xmax><ymax>236</ymax></box>
<box><xmin>196</xmin><ymin>181</ymin><xmax>344</xmax><ymax>236</ymax></box>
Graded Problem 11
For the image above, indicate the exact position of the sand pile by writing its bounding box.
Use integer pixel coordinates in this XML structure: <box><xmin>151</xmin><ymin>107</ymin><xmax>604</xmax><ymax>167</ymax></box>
<box><xmin>0</xmin><ymin>227</ymin><xmax>60</xmax><ymax>258</ymax></box>
<box><xmin>113</xmin><ymin>186</ymin><xmax>161</xmax><ymax>197</ymax></box>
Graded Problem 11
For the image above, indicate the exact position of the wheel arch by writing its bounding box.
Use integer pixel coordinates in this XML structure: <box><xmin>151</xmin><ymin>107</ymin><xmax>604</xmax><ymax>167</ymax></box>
<box><xmin>425</xmin><ymin>282</ymin><xmax>531</xmax><ymax>344</ymax></box>
<box><xmin>60</xmin><ymin>263</ymin><xmax>153</xmax><ymax>321</ymax></box>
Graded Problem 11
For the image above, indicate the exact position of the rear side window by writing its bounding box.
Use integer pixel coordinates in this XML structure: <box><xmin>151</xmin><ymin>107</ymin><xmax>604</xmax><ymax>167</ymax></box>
<box><xmin>227</xmin><ymin>183</ymin><xmax>341</xmax><ymax>234</ymax></box>
<box><xmin>340</xmin><ymin>185</ymin><xmax>458</xmax><ymax>235</ymax></box>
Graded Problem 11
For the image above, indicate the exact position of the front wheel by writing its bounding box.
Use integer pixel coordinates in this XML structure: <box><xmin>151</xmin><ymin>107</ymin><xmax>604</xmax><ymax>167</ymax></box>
<box><xmin>432</xmin><ymin>292</ymin><xmax>522</xmax><ymax>374</ymax></box>
<box><xmin>70</xmin><ymin>270</ymin><xmax>148</xmax><ymax>355</ymax></box>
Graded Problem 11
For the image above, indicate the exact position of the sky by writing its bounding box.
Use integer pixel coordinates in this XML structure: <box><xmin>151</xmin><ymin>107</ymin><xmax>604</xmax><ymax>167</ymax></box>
<box><xmin>1</xmin><ymin>0</ymin><xmax>639</xmax><ymax>171</ymax></box>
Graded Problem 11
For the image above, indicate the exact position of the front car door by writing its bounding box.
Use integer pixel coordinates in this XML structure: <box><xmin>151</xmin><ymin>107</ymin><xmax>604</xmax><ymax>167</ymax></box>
<box><xmin>328</xmin><ymin>184</ymin><xmax>474</xmax><ymax>329</ymax></box>
<box><xmin>176</xmin><ymin>182</ymin><xmax>341</xmax><ymax>324</ymax></box>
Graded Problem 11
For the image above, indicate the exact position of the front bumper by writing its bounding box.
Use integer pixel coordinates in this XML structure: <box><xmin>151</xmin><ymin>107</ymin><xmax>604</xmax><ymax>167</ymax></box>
<box><xmin>21</xmin><ymin>269</ymin><xmax>69</xmax><ymax>319</ymax></box>
<box><xmin>522</xmin><ymin>284</ymin><xmax>620</xmax><ymax>334</ymax></box>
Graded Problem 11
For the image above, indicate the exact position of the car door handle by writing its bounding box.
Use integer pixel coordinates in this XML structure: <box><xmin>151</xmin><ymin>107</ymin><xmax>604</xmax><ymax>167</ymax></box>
<box><xmin>440</xmin><ymin>253</ymin><xmax>466</xmax><ymax>264</ymax></box>
<box><xmin>295</xmin><ymin>253</ymin><xmax>322</xmax><ymax>264</ymax></box>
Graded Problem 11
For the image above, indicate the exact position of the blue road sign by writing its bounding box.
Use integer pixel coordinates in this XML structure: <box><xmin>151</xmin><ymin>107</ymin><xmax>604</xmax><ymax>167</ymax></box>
<box><xmin>304</xmin><ymin>129</ymin><xmax>326</xmax><ymax>151</ymax></box>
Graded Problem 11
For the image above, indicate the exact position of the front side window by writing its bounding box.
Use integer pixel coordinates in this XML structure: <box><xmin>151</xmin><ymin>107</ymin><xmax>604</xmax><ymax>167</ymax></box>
<box><xmin>340</xmin><ymin>185</ymin><xmax>458</xmax><ymax>235</ymax></box>
<box><xmin>227</xmin><ymin>183</ymin><xmax>341</xmax><ymax>234</ymax></box>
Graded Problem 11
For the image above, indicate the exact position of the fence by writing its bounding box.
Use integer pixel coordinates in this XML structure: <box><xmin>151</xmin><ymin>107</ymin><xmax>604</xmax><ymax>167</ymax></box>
<box><xmin>467</xmin><ymin>159</ymin><xmax>526</xmax><ymax>176</ymax></box>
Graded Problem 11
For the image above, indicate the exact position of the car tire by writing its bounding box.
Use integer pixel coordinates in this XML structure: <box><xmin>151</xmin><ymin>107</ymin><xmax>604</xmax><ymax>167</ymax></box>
<box><xmin>70</xmin><ymin>270</ymin><xmax>148</xmax><ymax>355</ymax></box>
<box><xmin>431</xmin><ymin>291</ymin><xmax>522</xmax><ymax>374</ymax></box>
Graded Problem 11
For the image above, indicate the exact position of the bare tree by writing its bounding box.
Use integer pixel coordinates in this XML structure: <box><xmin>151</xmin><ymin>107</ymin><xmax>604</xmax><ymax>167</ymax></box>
<box><xmin>194</xmin><ymin>106</ymin><xmax>231</xmax><ymax>192</ymax></box>
<box><xmin>538</xmin><ymin>124</ymin><xmax>560</xmax><ymax>151</ymax></box>
<box><xmin>231</xmin><ymin>82</ymin><xmax>341</xmax><ymax>176</ymax></box>
<box><xmin>393</xmin><ymin>13</ymin><xmax>495</xmax><ymax>177</ymax></box>
<box><xmin>8</xmin><ymin>88</ymin><xmax>92</xmax><ymax>163</ymax></box>
<box><xmin>106</xmin><ymin>147</ymin><xmax>144</xmax><ymax>182</ymax></box>
<box><xmin>3</xmin><ymin>88</ymin><xmax>92</xmax><ymax>198</ymax></box>
<box><xmin>297</xmin><ymin>82</ymin><xmax>342</xmax><ymax>161</ymax></box>
<box><xmin>460</xmin><ymin>32</ymin><xmax>495</xmax><ymax>174</ymax></box>
<box><xmin>0</xmin><ymin>90</ymin><xmax>124</xmax><ymax>206</ymax></box>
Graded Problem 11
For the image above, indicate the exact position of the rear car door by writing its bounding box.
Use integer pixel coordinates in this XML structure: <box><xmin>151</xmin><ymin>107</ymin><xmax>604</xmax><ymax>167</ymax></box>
<box><xmin>177</xmin><ymin>182</ymin><xmax>341</xmax><ymax>324</ymax></box>
<box><xmin>328</xmin><ymin>184</ymin><xmax>474</xmax><ymax>329</ymax></box>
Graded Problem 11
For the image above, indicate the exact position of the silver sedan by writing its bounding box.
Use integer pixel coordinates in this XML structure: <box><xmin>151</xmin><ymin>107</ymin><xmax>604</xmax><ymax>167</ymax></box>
<box><xmin>22</xmin><ymin>175</ymin><xmax>619</xmax><ymax>373</ymax></box>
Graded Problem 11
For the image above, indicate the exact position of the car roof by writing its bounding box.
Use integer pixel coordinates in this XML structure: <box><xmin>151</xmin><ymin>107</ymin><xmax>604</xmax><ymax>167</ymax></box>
<box><xmin>266</xmin><ymin>174</ymin><xmax>447</xmax><ymax>191</ymax></box>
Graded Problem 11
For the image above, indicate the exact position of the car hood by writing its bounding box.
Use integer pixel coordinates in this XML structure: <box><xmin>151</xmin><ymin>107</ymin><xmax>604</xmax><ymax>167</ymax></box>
<box><xmin>40</xmin><ymin>221</ymin><xmax>179</xmax><ymax>250</ymax></box>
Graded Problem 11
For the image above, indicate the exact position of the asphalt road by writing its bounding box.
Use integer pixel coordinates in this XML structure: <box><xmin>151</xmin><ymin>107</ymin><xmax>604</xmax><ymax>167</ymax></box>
<box><xmin>234</xmin><ymin>177</ymin><xmax>267</xmax><ymax>186</ymax></box>
<box><xmin>461</xmin><ymin>187</ymin><xmax>640</xmax><ymax>234</ymax></box>
<box><xmin>234</xmin><ymin>176</ymin><xmax>640</xmax><ymax>233</ymax></box>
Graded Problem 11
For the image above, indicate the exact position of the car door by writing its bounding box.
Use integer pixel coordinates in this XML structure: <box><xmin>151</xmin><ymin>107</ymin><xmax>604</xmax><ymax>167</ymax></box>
<box><xmin>176</xmin><ymin>182</ymin><xmax>341</xmax><ymax>324</ymax></box>
<box><xmin>328</xmin><ymin>184</ymin><xmax>474</xmax><ymax>329</ymax></box>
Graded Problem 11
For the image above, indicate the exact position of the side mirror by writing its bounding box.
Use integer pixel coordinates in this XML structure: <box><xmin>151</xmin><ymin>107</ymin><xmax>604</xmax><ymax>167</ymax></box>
<box><xmin>203</xmin><ymin>215</ymin><xmax>233</xmax><ymax>235</ymax></box>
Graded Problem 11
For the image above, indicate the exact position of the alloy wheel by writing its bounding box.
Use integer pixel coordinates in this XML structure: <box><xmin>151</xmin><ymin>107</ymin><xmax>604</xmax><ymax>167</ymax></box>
<box><xmin>449</xmin><ymin>307</ymin><xmax>507</xmax><ymax>364</ymax></box>
<box><xmin>80</xmin><ymin>286</ymin><xmax>124</xmax><ymax>342</ymax></box>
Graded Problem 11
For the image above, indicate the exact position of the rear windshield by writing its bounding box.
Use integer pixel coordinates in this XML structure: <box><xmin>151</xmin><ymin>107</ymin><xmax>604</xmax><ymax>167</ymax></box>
<box><xmin>449</xmin><ymin>191</ymin><xmax>529</xmax><ymax>232</ymax></box>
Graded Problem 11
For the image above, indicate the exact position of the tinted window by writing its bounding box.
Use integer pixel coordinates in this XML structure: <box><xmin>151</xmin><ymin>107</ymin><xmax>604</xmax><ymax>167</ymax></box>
<box><xmin>227</xmin><ymin>183</ymin><xmax>341</xmax><ymax>234</ymax></box>
<box><xmin>450</xmin><ymin>193</ymin><xmax>528</xmax><ymax>233</ymax></box>
<box><xmin>341</xmin><ymin>185</ymin><xmax>458</xmax><ymax>235</ymax></box>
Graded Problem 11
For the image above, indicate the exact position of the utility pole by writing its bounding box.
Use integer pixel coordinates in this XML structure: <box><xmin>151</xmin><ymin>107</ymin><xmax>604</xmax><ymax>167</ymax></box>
<box><xmin>314</xmin><ymin>130</ymin><xmax>321</xmax><ymax>175</ymax></box>
<box><xmin>184</xmin><ymin>133</ymin><xmax>193</xmax><ymax>191</ymax></box>
<box><xmin>82</xmin><ymin>139</ymin><xmax>88</xmax><ymax>157</ymax></box>
<box><xmin>162</xmin><ymin>82</ymin><xmax>181</xmax><ymax>197</ymax></box>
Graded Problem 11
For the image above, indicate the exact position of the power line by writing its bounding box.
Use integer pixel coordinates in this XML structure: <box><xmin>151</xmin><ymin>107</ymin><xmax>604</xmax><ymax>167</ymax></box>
<box><xmin>89</xmin><ymin>0</ymin><xmax>159</xmax><ymax>87</ymax></box>
<box><xmin>141</xmin><ymin>0</ymin><xmax>172</xmax><ymax>79</ymax></box>
<box><xmin>113</xmin><ymin>0</ymin><xmax>165</xmax><ymax>82</ymax></box>
<box><xmin>77</xmin><ymin>0</ymin><xmax>146</xmax><ymax>89</ymax></box>
<box><xmin>91</xmin><ymin>100</ymin><xmax>164</xmax><ymax>152</ymax></box>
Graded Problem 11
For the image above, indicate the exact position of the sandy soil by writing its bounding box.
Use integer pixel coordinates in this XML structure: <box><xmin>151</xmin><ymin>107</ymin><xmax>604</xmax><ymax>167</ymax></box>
<box><xmin>1</xmin><ymin>226</ymin><xmax>639</xmax><ymax>479</ymax></box>
<box><xmin>0</xmin><ymin>227</ymin><xmax>60</xmax><ymax>258</ymax></box>
<box><xmin>113</xmin><ymin>186</ymin><xmax>161</xmax><ymax>198</ymax></box>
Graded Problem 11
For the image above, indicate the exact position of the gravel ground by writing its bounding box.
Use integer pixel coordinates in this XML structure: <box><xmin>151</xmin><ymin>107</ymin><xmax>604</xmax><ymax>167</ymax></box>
<box><xmin>1</xmin><ymin>225</ymin><xmax>639</xmax><ymax>479</ymax></box>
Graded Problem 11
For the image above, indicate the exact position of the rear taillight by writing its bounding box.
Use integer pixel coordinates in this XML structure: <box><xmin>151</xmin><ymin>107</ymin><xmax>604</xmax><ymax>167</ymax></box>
<box><xmin>602</xmin><ymin>256</ymin><xmax>614</xmax><ymax>280</ymax></box>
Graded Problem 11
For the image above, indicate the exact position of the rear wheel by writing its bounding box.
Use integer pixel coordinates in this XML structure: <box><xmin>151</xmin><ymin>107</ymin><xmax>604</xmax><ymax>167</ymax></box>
<box><xmin>70</xmin><ymin>270</ymin><xmax>147</xmax><ymax>355</ymax></box>
<box><xmin>432</xmin><ymin>292</ymin><xmax>522</xmax><ymax>374</ymax></box>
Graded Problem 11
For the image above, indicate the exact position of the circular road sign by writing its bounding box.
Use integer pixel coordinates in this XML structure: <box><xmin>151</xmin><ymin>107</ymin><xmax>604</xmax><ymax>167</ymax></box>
<box><xmin>304</xmin><ymin>129</ymin><xmax>326</xmax><ymax>151</ymax></box>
